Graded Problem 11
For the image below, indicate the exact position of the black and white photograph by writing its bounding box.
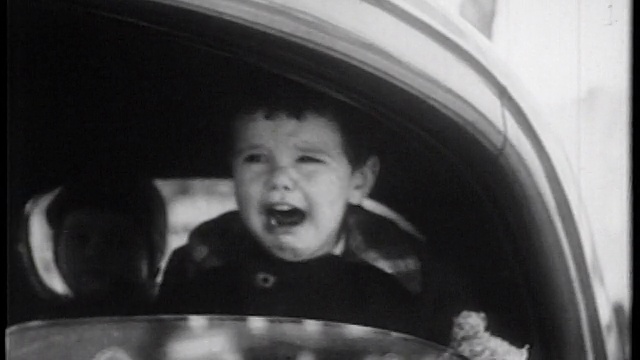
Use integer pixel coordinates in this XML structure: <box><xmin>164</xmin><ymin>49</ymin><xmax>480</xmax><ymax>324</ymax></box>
<box><xmin>7</xmin><ymin>1</ymin><xmax>630</xmax><ymax>359</ymax></box>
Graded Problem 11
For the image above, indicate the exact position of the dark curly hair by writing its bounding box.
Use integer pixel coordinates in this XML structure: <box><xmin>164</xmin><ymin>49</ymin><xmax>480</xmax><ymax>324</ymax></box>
<box><xmin>231</xmin><ymin>79</ymin><xmax>380</xmax><ymax>169</ymax></box>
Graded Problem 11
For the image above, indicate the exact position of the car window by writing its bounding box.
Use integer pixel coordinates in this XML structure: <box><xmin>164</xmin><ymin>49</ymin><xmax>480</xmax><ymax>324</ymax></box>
<box><xmin>7</xmin><ymin>2</ymin><xmax>531</xmax><ymax>357</ymax></box>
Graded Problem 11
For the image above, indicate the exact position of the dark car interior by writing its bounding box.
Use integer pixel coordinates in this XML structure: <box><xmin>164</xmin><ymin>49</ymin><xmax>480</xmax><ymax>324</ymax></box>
<box><xmin>8</xmin><ymin>0</ymin><xmax>558</xmax><ymax>357</ymax></box>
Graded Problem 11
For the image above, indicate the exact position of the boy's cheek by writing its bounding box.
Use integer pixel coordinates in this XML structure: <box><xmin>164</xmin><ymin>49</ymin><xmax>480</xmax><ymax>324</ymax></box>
<box><xmin>236</xmin><ymin>183</ymin><xmax>262</xmax><ymax>206</ymax></box>
<box><xmin>234</xmin><ymin>168</ymin><xmax>267</xmax><ymax>188</ymax></box>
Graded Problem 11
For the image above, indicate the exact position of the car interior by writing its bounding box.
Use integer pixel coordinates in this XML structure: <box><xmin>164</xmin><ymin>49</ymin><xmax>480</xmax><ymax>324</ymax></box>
<box><xmin>8</xmin><ymin>0</ymin><xmax>563</xmax><ymax>358</ymax></box>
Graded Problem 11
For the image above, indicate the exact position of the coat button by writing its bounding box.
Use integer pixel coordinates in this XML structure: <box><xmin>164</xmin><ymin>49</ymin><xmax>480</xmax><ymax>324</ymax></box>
<box><xmin>255</xmin><ymin>272</ymin><xmax>277</xmax><ymax>288</ymax></box>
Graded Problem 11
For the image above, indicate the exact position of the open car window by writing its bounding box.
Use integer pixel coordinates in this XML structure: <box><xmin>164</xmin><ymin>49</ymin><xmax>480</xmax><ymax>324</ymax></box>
<box><xmin>3</xmin><ymin>0</ymin><xmax>548</xmax><ymax>356</ymax></box>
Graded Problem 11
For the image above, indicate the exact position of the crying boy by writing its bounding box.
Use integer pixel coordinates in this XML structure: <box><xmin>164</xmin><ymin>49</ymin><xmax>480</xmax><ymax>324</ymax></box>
<box><xmin>157</xmin><ymin>85</ymin><xmax>420</xmax><ymax>336</ymax></box>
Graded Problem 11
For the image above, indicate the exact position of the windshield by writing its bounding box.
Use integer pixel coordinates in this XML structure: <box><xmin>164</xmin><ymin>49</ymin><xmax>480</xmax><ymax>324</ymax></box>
<box><xmin>6</xmin><ymin>315</ymin><xmax>465</xmax><ymax>360</ymax></box>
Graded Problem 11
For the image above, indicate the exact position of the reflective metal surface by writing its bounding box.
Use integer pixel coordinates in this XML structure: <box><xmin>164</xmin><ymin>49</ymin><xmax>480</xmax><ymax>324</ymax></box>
<box><xmin>6</xmin><ymin>315</ymin><xmax>465</xmax><ymax>360</ymax></box>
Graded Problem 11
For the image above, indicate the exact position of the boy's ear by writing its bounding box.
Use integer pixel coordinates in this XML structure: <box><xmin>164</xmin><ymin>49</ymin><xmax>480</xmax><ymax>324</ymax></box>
<box><xmin>349</xmin><ymin>156</ymin><xmax>380</xmax><ymax>205</ymax></box>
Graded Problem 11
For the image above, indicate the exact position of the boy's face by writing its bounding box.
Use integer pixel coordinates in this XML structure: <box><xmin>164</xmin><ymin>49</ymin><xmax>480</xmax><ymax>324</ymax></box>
<box><xmin>232</xmin><ymin>111</ymin><xmax>377</xmax><ymax>261</ymax></box>
<box><xmin>55</xmin><ymin>209</ymin><xmax>152</xmax><ymax>299</ymax></box>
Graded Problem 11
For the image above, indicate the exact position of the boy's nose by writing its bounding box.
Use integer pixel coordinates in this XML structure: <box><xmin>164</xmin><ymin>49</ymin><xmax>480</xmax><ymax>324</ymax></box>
<box><xmin>268</xmin><ymin>166</ymin><xmax>295</xmax><ymax>191</ymax></box>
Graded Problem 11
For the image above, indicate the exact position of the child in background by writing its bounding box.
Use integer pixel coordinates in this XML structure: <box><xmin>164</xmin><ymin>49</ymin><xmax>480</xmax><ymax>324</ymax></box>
<box><xmin>45</xmin><ymin>170</ymin><xmax>167</xmax><ymax>318</ymax></box>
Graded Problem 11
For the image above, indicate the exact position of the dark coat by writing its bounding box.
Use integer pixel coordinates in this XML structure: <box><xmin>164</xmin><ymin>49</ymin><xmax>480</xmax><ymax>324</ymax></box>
<box><xmin>159</xmin><ymin>208</ymin><xmax>424</xmax><ymax>296</ymax></box>
<box><xmin>158</xmin><ymin>209</ymin><xmax>479</xmax><ymax>345</ymax></box>
<box><xmin>157</xmin><ymin>237</ymin><xmax>421</xmax><ymax>337</ymax></box>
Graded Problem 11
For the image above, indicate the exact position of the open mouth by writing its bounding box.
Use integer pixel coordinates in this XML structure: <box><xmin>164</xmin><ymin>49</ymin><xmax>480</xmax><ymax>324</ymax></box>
<box><xmin>265</xmin><ymin>204</ymin><xmax>306</xmax><ymax>228</ymax></box>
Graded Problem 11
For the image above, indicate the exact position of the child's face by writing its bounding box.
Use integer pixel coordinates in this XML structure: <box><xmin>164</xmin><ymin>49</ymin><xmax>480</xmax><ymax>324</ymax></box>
<box><xmin>232</xmin><ymin>111</ymin><xmax>377</xmax><ymax>261</ymax></box>
<box><xmin>55</xmin><ymin>209</ymin><xmax>152</xmax><ymax>298</ymax></box>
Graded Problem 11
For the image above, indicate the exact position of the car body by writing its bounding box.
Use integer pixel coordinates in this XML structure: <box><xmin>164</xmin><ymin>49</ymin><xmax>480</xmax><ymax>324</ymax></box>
<box><xmin>7</xmin><ymin>0</ymin><xmax>625</xmax><ymax>359</ymax></box>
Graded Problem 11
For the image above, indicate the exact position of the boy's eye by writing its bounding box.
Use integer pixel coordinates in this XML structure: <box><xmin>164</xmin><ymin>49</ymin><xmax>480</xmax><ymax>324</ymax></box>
<box><xmin>297</xmin><ymin>155</ymin><xmax>324</xmax><ymax>164</ymax></box>
<box><xmin>242</xmin><ymin>153</ymin><xmax>267</xmax><ymax>163</ymax></box>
